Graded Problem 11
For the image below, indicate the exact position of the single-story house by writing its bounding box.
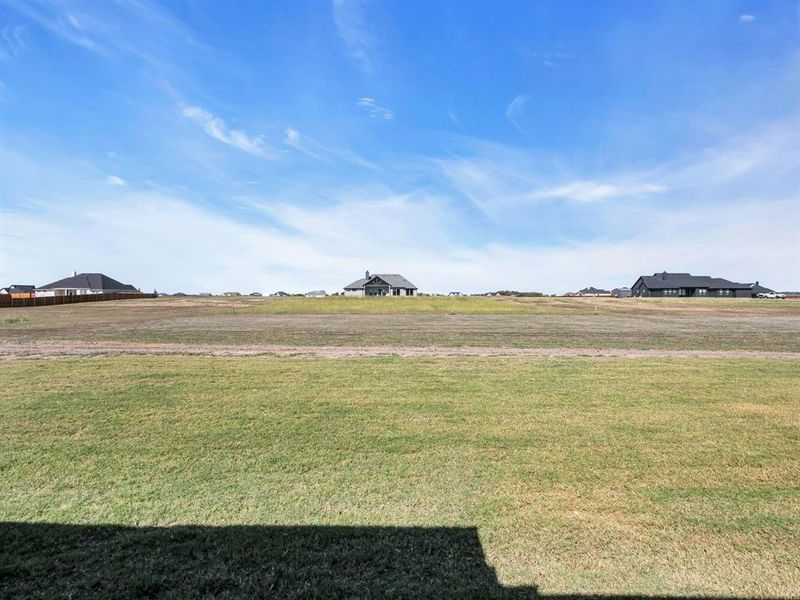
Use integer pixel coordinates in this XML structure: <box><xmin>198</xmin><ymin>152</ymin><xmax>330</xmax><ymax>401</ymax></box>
<box><xmin>344</xmin><ymin>271</ymin><xmax>417</xmax><ymax>297</ymax></box>
<box><xmin>36</xmin><ymin>272</ymin><xmax>139</xmax><ymax>297</ymax></box>
<box><xmin>0</xmin><ymin>284</ymin><xmax>35</xmax><ymax>296</ymax></box>
<box><xmin>612</xmin><ymin>287</ymin><xmax>632</xmax><ymax>298</ymax></box>
<box><xmin>577</xmin><ymin>286</ymin><xmax>611</xmax><ymax>297</ymax></box>
<box><xmin>305</xmin><ymin>290</ymin><xmax>327</xmax><ymax>297</ymax></box>
<box><xmin>631</xmin><ymin>272</ymin><xmax>752</xmax><ymax>298</ymax></box>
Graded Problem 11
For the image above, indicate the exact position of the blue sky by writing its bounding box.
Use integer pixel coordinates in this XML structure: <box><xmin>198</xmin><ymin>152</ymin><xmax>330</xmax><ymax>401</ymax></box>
<box><xmin>1</xmin><ymin>0</ymin><xmax>798</xmax><ymax>294</ymax></box>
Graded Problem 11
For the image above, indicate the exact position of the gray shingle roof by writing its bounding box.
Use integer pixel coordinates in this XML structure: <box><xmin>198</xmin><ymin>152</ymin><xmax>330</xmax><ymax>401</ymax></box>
<box><xmin>344</xmin><ymin>274</ymin><xmax>417</xmax><ymax>290</ymax></box>
<box><xmin>635</xmin><ymin>272</ymin><xmax>751</xmax><ymax>290</ymax></box>
<box><xmin>749</xmin><ymin>283</ymin><xmax>775</xmax><ymax>294</ymax></box>
<box><xmin>39</xmin><ymin>273</ymin><xmax>138</xmax><ymax>292</ymax></box>
<box><xmin>1</xmin><ymin>284</ymin><xmax>35</xmax><ymax>293</ymax></box>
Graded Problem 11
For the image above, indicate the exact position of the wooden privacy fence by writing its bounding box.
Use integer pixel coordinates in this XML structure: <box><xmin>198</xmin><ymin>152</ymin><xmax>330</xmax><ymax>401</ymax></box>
<box><xmin>0</xmin><ymin>293</ymin><xmax>156</xmax><ymax>308</ymax></box>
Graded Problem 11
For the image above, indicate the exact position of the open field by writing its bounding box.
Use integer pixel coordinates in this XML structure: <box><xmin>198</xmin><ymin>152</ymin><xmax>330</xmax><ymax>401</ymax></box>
<box><xmin>2</xmin><ymin>356</ymin><xmax>799</xmax><ymax>597</ymax></box>
<box><xmin>2</xmin><ymin>295</ymin><xmax>800</xmax><ymax>351</ymax></box>
<box><xmin>2</xmin><ymin>297</ymin><xmax>798</xmax><ymax>597</ymax></box>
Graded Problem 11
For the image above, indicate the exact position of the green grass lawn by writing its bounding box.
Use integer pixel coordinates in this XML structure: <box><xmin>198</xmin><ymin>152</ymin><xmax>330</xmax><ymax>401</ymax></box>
<box><xmin>2</xmin><ymin>356</ymin><xmax>798</xmax><ymax>597</ymax></box>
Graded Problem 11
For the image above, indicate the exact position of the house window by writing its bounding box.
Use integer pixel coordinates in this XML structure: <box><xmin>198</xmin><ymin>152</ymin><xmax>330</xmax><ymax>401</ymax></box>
<box><xmin>716</xmin><ymin>289</ymin><xmax>731</xmax><ymax>297</ymax></box>
<box><xmin>697</xmin><ymin>288</ymin><xmax>707</xmax><ymax>296</ymax></box>
<box><xmin>407</xmin><ymin>289</ymin><xmax>414</xmax><ymax>296</ymax></box>
<box><xmin>392</xmin><ymin>288</ymin><xmax>400</xmax><ymax>296</ymax></box>
<box><xmin>663</xmin><ymin>288</ymin><xmax>687</xmax><ymax>297</ymax></box>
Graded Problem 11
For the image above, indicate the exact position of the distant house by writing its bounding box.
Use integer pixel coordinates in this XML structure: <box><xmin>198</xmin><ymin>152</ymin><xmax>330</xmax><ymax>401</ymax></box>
<box><xmin>223</xmin><ymin>291</ymin><xmax>241</xmax><ymax>297</ymax></box>
<box><xmin>305</xmin><ymin>290</ymin><xmax>327</xmax><ymax>297</ymax></box>
<box><xmin>0</xmin><ymin>284</ymin><xmax>35</xmax><ymax>296</ymax></box>
<box><xmin>631</xmin><ymin>272</ymin><xmax>752</xmax><ymax>298</ymax></box>
<box><xmin>749</xmin><ymin>282</ymin><xmax>775</xmax><ymax>297</ymax></box>
<box><xmin>36</xmin><ymin>272</ymin><xmax>138</xmax><ymax>297</ymax></box>
<box><xmin>612</xmin><ymin>287</ymin><xmax>632</xmax><ymax>298</ymax></box>
<box><xmin>577</xmin><ymin>286</ymin><xmax>611</xmax><ymax>297</ymax></box>
<box><xmin>344</xmin><ymin>271</ymin><xmax>417</xmax><ymax>297</ymax></box>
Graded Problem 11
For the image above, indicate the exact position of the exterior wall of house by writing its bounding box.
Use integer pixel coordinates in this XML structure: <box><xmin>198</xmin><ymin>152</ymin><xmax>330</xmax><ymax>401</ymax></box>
<box><xmin>36</xmin><ymin>289</ymin><xmax>106</xmax><ymax>297</ymax></box>
<box><xmin>633</xmin><ymin>286</ymin><xmax>749</xmax><ymax>298</ymax></box>
<box><xmin>344</xmin><ymin>288</ymin><xmax>416</xmax><ymax>297</ymax></box>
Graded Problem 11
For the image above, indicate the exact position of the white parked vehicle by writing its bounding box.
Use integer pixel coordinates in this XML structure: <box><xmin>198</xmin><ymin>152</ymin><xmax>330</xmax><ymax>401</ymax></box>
<box><xmin>758</xmin><ymin>292</ymin><xmax>785</xmax><ymax>299</ymax></box>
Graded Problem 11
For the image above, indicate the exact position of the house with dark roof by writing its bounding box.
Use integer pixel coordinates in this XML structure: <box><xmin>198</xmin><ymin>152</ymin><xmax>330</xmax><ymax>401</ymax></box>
<box><xmin>344</xmin><ymin>271</ymin><xmax>417</xmax><ymax>297</ymax></box>
<box><xmin>0</xmin><ymin>284</ymin><xmax>35</xmax><ymax>295</ymax></box>
<box><xmin>631</xmin><ymin>272</ymin><xmax>752</xmax><ymax>298</ymax></box>
<box><xmin>612</xmin><ymin>287</ymin><xmax>632</xmax><ymax>298</ymax></box>
<box><xmin>36</xmin><ymin>272</ymin><xmax>139</xmax><ymax>297</ymax></box>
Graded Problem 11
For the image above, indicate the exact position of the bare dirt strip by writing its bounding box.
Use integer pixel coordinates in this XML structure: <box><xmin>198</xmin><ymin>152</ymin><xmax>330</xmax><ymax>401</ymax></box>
<box><xmin>2</xmin><ymin>340</ymin><xmax>799</xmax><ymax>361</ymax></box>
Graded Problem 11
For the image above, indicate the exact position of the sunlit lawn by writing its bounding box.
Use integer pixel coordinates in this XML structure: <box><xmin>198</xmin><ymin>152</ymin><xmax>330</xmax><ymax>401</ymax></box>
<box><xmin>2</xmin><ymin>356</ymin><xmax>798</xmax><ymax>597</ymax></box>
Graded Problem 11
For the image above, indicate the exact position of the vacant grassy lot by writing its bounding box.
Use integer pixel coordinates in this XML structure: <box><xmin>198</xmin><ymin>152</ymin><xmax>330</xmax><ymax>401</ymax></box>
<box><xmin>3</xmin><ymin>296</ymin><xmax>799</xmax><ymax>351</ymax></box>
<box><xmin>2</xmin><ymin>356</ymin><xmax>798</xmax><ymax>597</ymax></box>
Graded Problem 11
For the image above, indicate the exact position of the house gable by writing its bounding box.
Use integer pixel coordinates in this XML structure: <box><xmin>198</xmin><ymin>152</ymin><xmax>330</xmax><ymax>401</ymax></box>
<box><xmin>364</xmin><ymin>275</ymin><xmax>391</xmax><ymax>288</ymax></box>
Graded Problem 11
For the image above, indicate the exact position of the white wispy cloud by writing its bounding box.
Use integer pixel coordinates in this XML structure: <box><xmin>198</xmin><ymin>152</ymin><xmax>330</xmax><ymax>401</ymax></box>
<box><xmin>284</xmin><ymin>127</ymin><xmax>326</xmax><ymax>161</ymax></box>
<box><xmin>529</xmin><ymin>181</ymin><xmax>667</xmax><ymax>202</ymax></box>
<box><xmin>1</xmin><ymin>0</ymin><xmax>204</xmax><ymax>69</ymax></box>
<box><xmin>739</xmin><ymin>14</ymin><xmax>756</xmax><ymax>23</ymax></box>
<box><xmin>447</xmin><ymin>106</ymin><xmax>460</xmax><ymax>126</ymax></box>
<box><xmin>437</xmin><ymin>117</ymin><xmax>798</xmax><ymax>218</ymax></box>
<box><xmin>3</xmin><ymin>129</ymin><xmax>798</xmax><ymax>293</ymax></box>
<box><xmin>3</xmin><ymin>1</ymin><xmax>103</xmax><ymax>54</ymax></box>
<box><xmin>332</xmin><ymin>0</ymin><xmax>374</xmax><ymax>73</ymax></box>
<box><xmin>505</xmin><ymin>94</ymin><xmax>530</xmax><ymax>133</ymax></box>
<box><xmin>105</xmin><ymin>175</ymin><xmax>126</xmax><ymax>186</ymax></box>
<box><xmin>356</xmin><ymin>97</ymin><xmax>394</xmax><ymax>120</ymax></box>
<box><xmin>181</xmin><ymin>105</ymin><xmax>274</xmax><ymax>158</ymax></box>
<box><xmin>526</xmin><ymin>50</ymin><xmax>574</xmax><ymax>68</ymax></box>
<box><xmin>284</xmin><ymin>127</ymin><xmax>378</xmax><ymax>168</ymax></box>
<box><xmin>0</xmin><ymin>25</ymin><xmax>27</xmax><ymax>61</ymax></box>
<box><xmin>4</xmin><ymin>185</ymin><xmax>797</xmax><ymax>294</ymax></box>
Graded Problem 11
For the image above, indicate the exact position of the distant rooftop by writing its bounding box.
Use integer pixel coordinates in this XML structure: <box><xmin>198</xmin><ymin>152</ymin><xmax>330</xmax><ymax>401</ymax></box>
<box><xmin>636</xmin><ymin>272</ymin><xmax>751</xmax><ymax>290</ymax></box>
<box><xmin>345</xmin><ymin>273</ymin><xmax>417</xmax><ymax>290</ymax></box>
<box><xmin>39</xmin><ymin>273</ymin><xmax>138</xmax><ymax>292</ymax></box>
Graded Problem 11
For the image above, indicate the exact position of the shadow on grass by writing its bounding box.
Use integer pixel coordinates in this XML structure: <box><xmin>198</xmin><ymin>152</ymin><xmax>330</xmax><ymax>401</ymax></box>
<box><xmin>0</xmin><ymin>522</ymin><xmax>782</xmax><ymax>599</ymax></box>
